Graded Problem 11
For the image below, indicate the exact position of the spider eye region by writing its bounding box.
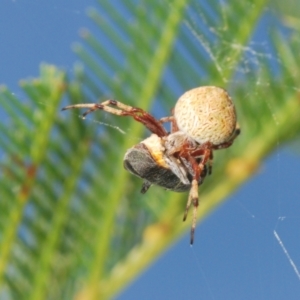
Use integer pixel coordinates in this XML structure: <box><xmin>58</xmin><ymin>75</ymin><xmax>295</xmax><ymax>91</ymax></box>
<box><xmin>174</xmin><ymin>86</ymin><xmax>237</xmax><ymax>145</ymax></box>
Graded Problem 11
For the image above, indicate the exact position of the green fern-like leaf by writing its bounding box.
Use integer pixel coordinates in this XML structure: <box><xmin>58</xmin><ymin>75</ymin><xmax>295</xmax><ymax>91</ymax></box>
<box><xmin>0</xmin><ymin>1</ymin><xmax>300</xmax><ymax>299</ymax></box>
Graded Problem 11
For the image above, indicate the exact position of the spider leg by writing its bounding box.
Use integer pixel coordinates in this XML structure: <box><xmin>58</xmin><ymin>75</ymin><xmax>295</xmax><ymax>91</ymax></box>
<box><xmin>180</xmin><ymin>143</ymin><xmax>213</xmax><ymax>244</ymax></box>
<box><xmin>183</xmin><ymin>178</ymin><xmax>197</xmax><ymax>222</ymax></box>
<box><xmin>208</xmin><ymin>151</ymin><xmax>213</xmax><ymax>175</ymax></box>
<box><xmin>213</xmin><ymin>124</ymin><xmax>241</xmax><ymax>150</ymax></box>
<box><xmin>190</xmin><ymin>178</ymin><xmax>199</xmax><ymax>245</ymax></box>
<box><xmin>140</xmin><ymin>180</ymin><xmax>152</xmax><ymax>194</ymax></box>
<box><xmin>190</xmin><ymin>143</ymin><xmax>213</xmax><ymax>177</ymax></box>
<box><xmin>159</xmin><ymin>108</ymin><xmax>180</xmax><ymax>134</ymax></box>
<box><xmin>180</xmin><ymin>151</ymin><xmax>202</xmax><ymax>245</ymax></box>
<box><xmin>158</xmin><ymin>116</ymin><xmax>174</xmax><ymax>124</ymax></box>
<box><xmin>62</xmin><ymin>100</ymin><xmax>168</xmax><ymax>137</ymax></box>
<box><xmin>181</xmin><ymin>177</ymin><xmax>199</xmax><ymax>245</ymax></box>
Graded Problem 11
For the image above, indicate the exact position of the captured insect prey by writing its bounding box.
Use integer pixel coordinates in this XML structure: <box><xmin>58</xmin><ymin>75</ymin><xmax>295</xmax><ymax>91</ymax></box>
<box><xmin>62</xmin><ymin>86</ymin><xmax>240</xmax><ymax>244</ymax></box>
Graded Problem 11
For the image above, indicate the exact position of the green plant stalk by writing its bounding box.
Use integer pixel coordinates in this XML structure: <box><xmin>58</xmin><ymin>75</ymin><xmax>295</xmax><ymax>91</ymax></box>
<box><xmin>98</xmin><ymin>93</ymin><xmax>300</xmax><ymax>299</ymax></box>
<box><xmin>0</xmin><ymin>66</ymin><xmax>65</xmax><ymax>287</ymax></box>
<box><xmin>83</xmin><ymin>1</ymin><xmax>190</xmax><ymax>299</ymax></box>
<box><xmin>30</xmin><ymin>138</ymin><xmax>91</xmax><ymax>299</ymax></box>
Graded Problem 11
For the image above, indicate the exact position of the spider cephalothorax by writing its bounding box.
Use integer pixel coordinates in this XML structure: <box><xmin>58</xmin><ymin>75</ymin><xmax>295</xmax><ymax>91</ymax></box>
<box><xmin>62</xmin><ymin>86</ymin><xmax>240</xmax><ymax>244</ymax></box>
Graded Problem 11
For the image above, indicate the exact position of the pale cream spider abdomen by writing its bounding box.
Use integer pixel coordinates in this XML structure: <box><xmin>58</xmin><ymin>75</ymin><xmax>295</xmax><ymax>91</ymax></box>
<box><xmin>174</xmin><ymin>86</ymin><xmax>237</xmax><ymax>145</ymax></box>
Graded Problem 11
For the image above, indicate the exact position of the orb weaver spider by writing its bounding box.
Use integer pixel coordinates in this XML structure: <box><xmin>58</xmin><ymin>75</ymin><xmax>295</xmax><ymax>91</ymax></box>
<box><xmin>62</xmin><ymin>86</ymin><xmax>240</xmax><ymax>244</ymax></box>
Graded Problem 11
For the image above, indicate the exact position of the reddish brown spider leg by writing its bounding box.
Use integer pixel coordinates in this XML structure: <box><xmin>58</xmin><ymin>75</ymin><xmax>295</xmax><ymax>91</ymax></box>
<box><xmin>213</xmin><ymin>140</ymin><xmax>234</xmax><ymax>150</ymax></box>
<box><xmin>122</xmin><ymin>107</ymin><xmax>166</xmax><ymax>137</ymax></box>
<box><xmin>181</xmin><ymin>144</ymin><xmax>212</xmax><ymax>219</ymax></box>
<box><xmin>190</xmin><ymin>143</ymin><xmax>213</xmax><ymax>168</ymax></box>
<box><xmin>62</xmin><ymin>100</ymin><xmax>168</xmax><ymax>137</ymax></box>
<box><xmin>179</xmin><ymin>150</ymin><xmax>202</xmax><ymax>245</ymax></box>
<box><xmin>101</xmin><ymin>102</ymin><xmax>168</xmax><ymax>137</ymax></box>
<box><xmin>208</xmin><ymin>151</ymin><xmax>213</xmax><ymax>175</ymax></box>
<box><xmin>180</xmin><ymin>144</ymin><xmax>214</xmax><ymax>244</ymax></box>
<box><xmin>213</xmin><ymin>126</ymin><xmax>240</xmax><ymax>150</ymax></box>
<box><xmin>188</xmin><ymin>159</ymin><xmax>201</xmax><ymax>245</ymax></box>
<box><xmin>159</xmin><ymin>108</ymin><xmax>179</xmax><ymax>134</ymax></box>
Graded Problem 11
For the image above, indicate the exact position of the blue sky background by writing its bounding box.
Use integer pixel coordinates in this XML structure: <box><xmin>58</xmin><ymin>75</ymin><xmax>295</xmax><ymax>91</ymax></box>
<box><xmin>1</xmin><ymin>1</ymin><xmax>300</xmax><ymax>299</ymax></box>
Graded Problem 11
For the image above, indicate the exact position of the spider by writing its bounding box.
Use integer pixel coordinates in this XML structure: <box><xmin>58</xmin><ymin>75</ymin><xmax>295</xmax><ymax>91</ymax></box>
<box><xmin>62</xmin><ymin>86</ymin><xmax>240</xmax><ymax>244</ymax></box>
